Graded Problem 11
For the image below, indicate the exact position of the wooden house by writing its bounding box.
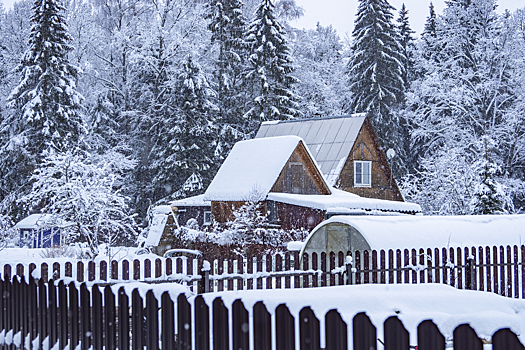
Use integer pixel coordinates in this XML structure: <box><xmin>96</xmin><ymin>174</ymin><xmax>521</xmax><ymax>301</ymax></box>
<box><xmin>255</xmin><ymin>114</ymin><xmax>403</xmax><ymax>201</ymax></box>
<box><xmin>204</xmin><ymin>136</ymin><xmax>420</xmax><ymax>231</ymax></box>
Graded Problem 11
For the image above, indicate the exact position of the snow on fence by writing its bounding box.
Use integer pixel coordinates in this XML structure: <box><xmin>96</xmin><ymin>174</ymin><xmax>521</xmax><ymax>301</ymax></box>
<box><xmin>0</xmin><ymin>276</ymin><xmax>523</xmax><ymax>350</ymax></box>
<box><xmin>2</xmin><ymin>245</ymin><xmax>525</xmax><ymax>297</ymax></box>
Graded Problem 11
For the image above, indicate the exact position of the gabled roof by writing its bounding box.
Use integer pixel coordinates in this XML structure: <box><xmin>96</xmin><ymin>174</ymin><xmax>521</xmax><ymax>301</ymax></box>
<box><xmin>15</xmin><ymin>214</ymin><xmax>69</xmax><ymax>229</ymax></box>
<box><xmin>171</xmin><ymin>194</ymin><xmax>210</xmax><ymax>207</ymax></box>
<box><xmin>255</xmin><ymin>114</ymin><xmax>366</xmax><ymax>185</ymax></box>
<box><xmin>204</xmin><ymin>135</ymin><xmax>326</xmax><ymax>201</ymax></box>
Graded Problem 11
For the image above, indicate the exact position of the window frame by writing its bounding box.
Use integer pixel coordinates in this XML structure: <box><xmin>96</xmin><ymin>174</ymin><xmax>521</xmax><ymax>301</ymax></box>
<box><xmin>354</xmin><ymin>160</ymin><xmax>372</xmax><ymax>187</ymax></box>
<box><xmin>203</xmin><ymin>211</ymin><xmax>212</xmax><ymax>225</ymax></box>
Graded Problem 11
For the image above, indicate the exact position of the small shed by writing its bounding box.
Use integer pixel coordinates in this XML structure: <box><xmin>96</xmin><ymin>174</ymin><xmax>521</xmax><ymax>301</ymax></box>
<box><xmin>301</xmin><ymin>214</ymin><xmax>525</xmax><ymax>257</ymax></box>
<box><xmin>256</xmin><ymin>115</ymin><xmax>403</xmax><ymax>201</ymax></box>
<box><xmin>16</xmin><ymin>214</ymin><xmax>64</xmax><ymax>248</ymax></box>
<box><xmin>144</xmin><ymin>206</ymin><xmax>178</xmax><ymax>255</ymax></box>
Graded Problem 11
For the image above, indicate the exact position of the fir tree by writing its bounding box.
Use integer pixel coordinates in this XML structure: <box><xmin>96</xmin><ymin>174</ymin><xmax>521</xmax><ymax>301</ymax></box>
<box><xmin>244</xmin><ymin>0</ymin><xmax>300</xmax><ymax>124</ymax></box>
<box><xmin>155</xmin><ymin>56</ymin><xmax>218</xmax><ymax>200</ymax></box>
<box><xmin>347</xmin><ymin>0</ymin><xmax>405</xmax><ymax>144</ymax></box>
<box><xmin>421</xmin><ymin>2</ymin><xmax>438</xmax><ymax>61</ymax></box>
<box><xmin>207</xmin><ymin>0</ymin><xmax>249</xmax><ymax>155</ymax></box>
<box><xmin>396</xmin><ymin>4</ymin><xmax>415</xmax><ymax>90</ymax></box>
<box><xmin>1</xmin><ymin>0</ymin><xmax>83</xmax><ymax>218</ymax></box>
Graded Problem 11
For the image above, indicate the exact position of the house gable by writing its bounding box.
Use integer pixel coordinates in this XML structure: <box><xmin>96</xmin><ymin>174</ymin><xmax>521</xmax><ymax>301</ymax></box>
<box><xmin>337</xmin><ymin>118</ymin><xmax>403</xmax><ymax>201</ymax></box>
<box><xmin>271</xmin><ymin>141</ymin><xmax>331</xmax><ymax>196</ymax></box>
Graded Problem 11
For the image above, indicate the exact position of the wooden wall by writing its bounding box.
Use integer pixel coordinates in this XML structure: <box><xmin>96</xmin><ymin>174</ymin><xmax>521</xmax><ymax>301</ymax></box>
<box><xmin>274</xmin><ymin>201</ymin><xmax>325</xmax><ymax>231</ymax></box>
<box><xmin>337</xmin><ymin>118</ymin><xmax>404</xmax><ymax>202</ymax></box>
<box><xmin>271</xmin><ymin>142</ymin><xmax>331</xmax><ymax>196</ymax></box>
<box><xmin>175</xmin><ymin>205</ymin><xmax>210</xmax><ymax>228</ymax></box>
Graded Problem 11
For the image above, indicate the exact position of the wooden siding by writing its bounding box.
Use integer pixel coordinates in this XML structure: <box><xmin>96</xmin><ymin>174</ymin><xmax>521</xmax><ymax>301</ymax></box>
<box><xmin>274</xmin><ymin>201</ymin><xmax>325</xmax><ymax>231</ymax></box>
<box><xmin>337</xmin><ymin>118</ymin><xmax>404</xmax><ymax>201</ymax></box>
<box><xmin>175</xmin><ymin>205</ymin><xmax>210</xmax><ymax>228</ymax></box>
<box><xmin>211</xmin><ymin>201</ymin><xmax>267</xmax><ymax>224</ymax></box>
<box><xmin>271</xmin><ymin>141</ymin><xmax>331</xmax><ymax>195</ymax></box>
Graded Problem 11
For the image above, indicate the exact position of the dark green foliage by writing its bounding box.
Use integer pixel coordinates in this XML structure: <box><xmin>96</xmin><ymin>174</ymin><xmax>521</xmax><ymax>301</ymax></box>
<box><xmin>396</xmin><ymin>3</ymin><xmax>415</xmax><ymax>90</ymax></box>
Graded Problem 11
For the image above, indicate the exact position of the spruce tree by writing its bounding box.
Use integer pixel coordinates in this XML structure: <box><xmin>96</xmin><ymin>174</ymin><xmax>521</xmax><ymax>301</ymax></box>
<box><xmin>1</xmin><ymin>0</ymin><xmax>83</xmax><ymax>218</ymax></box>
<box><xmin>207</xmin><ymin>0</ymin><xmax>249</xmax><ymax>154</ymax></box>
<box><xmin>347</xmin><ymin>0</ymin><xmax>405</xmax><ymax>143</ymax></box>
<box><xmin>155</xmin><ymin>56</ymin><xmax>218</xmax><ymax>199</ymax></box>
<box><xmin>244</xmin><ymin>0</ymin><xmax>300</xmax><ymax>123</ymax></box>
<box><xmin>396</xmin><ymin>4</ymin><xmax>415</xmax><ymax>90</ymax></box>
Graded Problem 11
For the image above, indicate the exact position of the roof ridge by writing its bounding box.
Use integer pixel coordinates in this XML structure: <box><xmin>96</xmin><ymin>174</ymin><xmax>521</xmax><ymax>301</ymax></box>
<box><xmin>261</xmin><ymin>113</ymin><xmax>366</xmax><ymax>125</ymax></box>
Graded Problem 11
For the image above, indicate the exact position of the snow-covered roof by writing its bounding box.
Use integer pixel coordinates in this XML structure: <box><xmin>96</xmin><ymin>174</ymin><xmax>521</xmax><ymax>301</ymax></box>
<box><xmin>307</xmin><ymin>214</ymin><xmax>525</xmax><ymax>250</ymax></box>
<box><xmin>204</xmin><ymin>135</ymin><xmax>319</xmax><ymax>201</ymax></box>
<box><xmin>15</xmin><ymin>214</ymin><xmax>68</xmax><ymax>230</ymax></box>
<box><xmin>170</xmin><ymin>194</ymin><xmax>210</xmax><ymax>207</ymax></box>
<box><xmin>256</xmin><ymin>115</ymin><xmax>366</xmax><ymax>186</ymax></box>
<box><xmin>268</xmin><ymin>188</ymin><xmax>421</xmax><ymax>214</ymax></box>
<box><xmin>145</xmin><ymin>206</ymin><xmax>174</xmax><ymax>247</ymax></box>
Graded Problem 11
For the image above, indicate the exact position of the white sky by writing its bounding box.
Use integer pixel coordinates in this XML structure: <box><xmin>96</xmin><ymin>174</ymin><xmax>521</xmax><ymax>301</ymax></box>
<box><xmin>292</xmin><ymin>0</ymin><xmax>524</xmax><ymax>38</ymax></box>
<box><xmin>0</xmin><ymin>0</ymin><xmax>522</xmax><ymax>36</ymax></box>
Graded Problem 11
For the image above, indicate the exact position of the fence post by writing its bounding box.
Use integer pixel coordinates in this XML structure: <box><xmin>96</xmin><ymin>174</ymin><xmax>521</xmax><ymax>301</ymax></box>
<box><xmin>492</xmin><ymin>328</ymin><xmax>525</xmax><ymax>350</ymax></box>
<box><xmin>200</xmin><ymin>260</ymin><xmax>210</xmax><ymax>294</ymax></box>
<box><xmin>346</xmin><ymin>254</ymin><xmax>353</xmax><ymax>285</ymax></box>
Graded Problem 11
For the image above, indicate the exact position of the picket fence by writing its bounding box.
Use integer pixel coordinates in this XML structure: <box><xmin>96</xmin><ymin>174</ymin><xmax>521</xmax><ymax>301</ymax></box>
<box><xmin>0</xmin><ymin>276</ymin><xmax>523</xmax><ymax>350</ymax></box>
<box><xmin>2</xmin><ymin>244</ymin><xmax>525</xmax><ymax>297</ymax></box>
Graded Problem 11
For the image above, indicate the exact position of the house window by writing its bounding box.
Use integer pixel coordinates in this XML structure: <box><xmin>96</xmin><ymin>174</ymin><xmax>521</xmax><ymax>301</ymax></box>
<box><xmin>204</xmin><ymin>211</ymin><xmax>212</xmax><ymax>225</ymax></box>
<box><xmin>354</xmin><ymin>161</ymin><xmax>371</xmax><ymax>187</ymax></box>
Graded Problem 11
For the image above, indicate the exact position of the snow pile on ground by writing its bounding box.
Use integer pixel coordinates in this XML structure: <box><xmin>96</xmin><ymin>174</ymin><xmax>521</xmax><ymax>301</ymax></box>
<box><xmin>200</xmin><ymin>283</ymin><xmax>525</xmax><ymax>347</ymax></box>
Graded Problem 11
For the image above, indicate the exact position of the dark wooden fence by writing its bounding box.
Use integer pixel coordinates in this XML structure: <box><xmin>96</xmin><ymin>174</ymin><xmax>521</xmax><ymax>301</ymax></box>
<box><xmin>2</xmin><ymin>244</ymin><xmax>525</xmax><ymax>297</ymax></box>
<box><xmin>0</xmin><ymin>275</ymin><xmax>523</xmax><ymax>350</ymax></box>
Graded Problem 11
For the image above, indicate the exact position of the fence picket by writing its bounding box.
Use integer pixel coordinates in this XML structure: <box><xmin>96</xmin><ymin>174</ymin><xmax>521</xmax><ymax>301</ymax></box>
<box><xmin>380</xmin><ymin>250</ymin><xmax>386</xmax><ymax>284</ymax></box>
<box><xmin>514</xmin><ymin>246</ymin><xmax>519</xmax><ymax>298</ymax></box>
<box><xmin>372</xmin><ymin>250</ymin><xmax>378</xmax><ymax>284</ymax></box>
<box><xmin>321</xmin><ymin>252</ymin><xmax>327</xmax><ymax>287</ymax></box>
<box><xmin>338</xmin><ymin>251</ymin><xmax>344</xmax><ymax>285</ymax></box>
<box><xmin>457</xmin><ymin>248</ymin><xmax>462</xmax><ymax>289</ymax></box>
<box><xmin>213</xmin><ymin>298</ymin><xmax>229</xmax><ymax>350</ymax></box>
<box><xmin>418</xmin><ymin>320</ymin><xmax>445</xmax><ymax>350</ymax></box>
<box><xmin>285</xmin><ymin>253</ymin><xmax>291</xmax><ymax>289</ymax></box>
<box><xmin>104</xmin><ymin>286</ymin><xmax>116</xmax><ymax>350</ymax></box>
<box><xmin>453</xmin><ymin>324</ymin><xmax>482</xmax><ymax>350</ymax></box>
<box><xmin>176</xmin><ymin>293</ymin><xmax>190</xmax><ymax>350</ymax></box>
<box><xmin>353</xmin><ymin>313</ymin><xmax>376</xmax><ymax>350</ymax></box>
<box><xmin>492</xmin><ymin>328</ymin><xmax>525</xmax><ymax>350</ymax></box>
<box><xmin>299</xmin><ymin>307</ymin><xmax>320</xmax><ymax>350</ymax></box>
<box><xmin>237</xmin><ymin>255</ymin><xmax>244</xmax><ymax>291</ymax></box>
<box><xmin>276</xmin><ymin>304</ymin><xmax>295</xmax><ymax>350</ymax></box>
<box><xmin>145</xmin><ymin>290</ymin><xmax>159</xmax><ymax>350</ymax></box>
<box><xmin>194</xmin><ymin>295</ymin><xmax>210</xmax><ymax>350</ymax></box>
<box><xmin>266</xmin><ymin>254</ymin><xmax>273</xmax><ymax>290</ymax></box>
<box><xmin>232</xmin><ymin>299</ymin><xmax>249</xmax><ymax>350</ymax></box>
<box><xmin>118</xmin><ymin>287</ymin><xmax>130</xmax><ymax>350</ymax></box>
<box><xmin>253</xmin><ymin>301</ymin><xmax>271</xmax><ymax>350</ymax></box>
<box><xmin>384</xmin><ymin>316</ymin><xmax>409</xmax><ymax>350</ymax></box>
<box><xmin>325</xmin><ymin>309</ymin><xmax>347</xmax><ymax>350</ymax></box>
<box><xmin>80</xmin><ymin>283</ymin><xmax>91</xmax><ymax>350</ymax></box>
<box><xmin>58</xmin><ymin>281</ymin><xmax>68</xmax><ymax>350</ymax></box>
<box><xmin>276</xmin><ymin>254</ymin><xmax>283</xmax><ymax>289</ymax></box>
<box><xmin>329</xmin><ymin>252</ymin><xmax>336</xmax><ymax>286</ymax></box>
<box><xmin>303</xmin><ymin>253</ymin><xmax>309</xmax><ymax>288</ymax></box>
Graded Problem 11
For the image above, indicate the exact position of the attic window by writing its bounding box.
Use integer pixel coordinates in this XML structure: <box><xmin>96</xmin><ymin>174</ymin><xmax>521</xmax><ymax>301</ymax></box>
<box><xmin>354</xmin><ymin>161</ymin><xmax>371</xmax><ymax>187</ymax></box>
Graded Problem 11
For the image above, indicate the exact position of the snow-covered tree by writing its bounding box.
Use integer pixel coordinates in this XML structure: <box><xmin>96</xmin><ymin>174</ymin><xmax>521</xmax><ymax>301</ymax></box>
<box><xmin>0</xmin><ymin>0</ymin><xmax>84</xmax><ymax>219</ymax></box>
<box><xmin>347</xmin><ymin>0</ymin><xmax>404</xmax><ymax>117</ymax></box>
<box><xmin>244</xmin><ymin>0</ymin><xmax>300</xmax><ymax>123</ymax></box>
<box><xmin>421</xmin><ymin>2</ymin><xmax>438</xmax><ymax>60</ymax></box>
<box><xmin>155</xmin><ymin>55</ymin><xmax>218</xmax><ymax>200</ymax></box>
<box><xmin>292</xmin><ymin>24</ymin><xmax>351</xmax><ymax>117</ymax></box>
<box><xmin>207</xmin><ymin>0</ymin><xmax>249</xmax><ymax>155</ymax></box>
<box><xmin>397</xmin><ymin>3</ymin><xmax>415</xmax><ymax>89</ymax></box>
<box><xmin>20</xmin><ymin>147</ymin><xmax>138</xmax><ymax>256</ymax></box>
